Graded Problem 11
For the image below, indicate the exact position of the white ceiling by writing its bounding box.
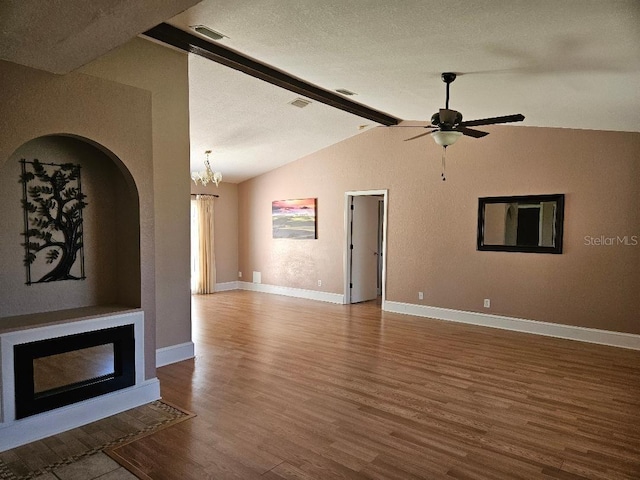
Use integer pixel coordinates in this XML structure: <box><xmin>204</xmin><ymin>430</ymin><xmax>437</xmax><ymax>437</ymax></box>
<box><xmin>186</xmin><ymin>54</ymin><xmax>378</xmax><ymax>183</ymax></box>
<box><xmin>1</xmin><ymin>1</ymin><xmax>639</xmax><ymax>183</ymax></box>
<box><xmin>0</xmin><ymin>0</ymin><xmax>200</xmax><ymax>74</ymax></box>
<box><xmin>167</xmin><ymin>0</ymin><xmax>640</xmax><ymax>182</ymax></box>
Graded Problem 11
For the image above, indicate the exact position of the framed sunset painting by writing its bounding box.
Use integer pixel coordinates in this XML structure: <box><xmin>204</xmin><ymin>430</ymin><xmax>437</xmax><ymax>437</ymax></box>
<box><xmin>272</xmin><ymin>198</ymin><xmax>317</xmax><ymax>239</ymax></box>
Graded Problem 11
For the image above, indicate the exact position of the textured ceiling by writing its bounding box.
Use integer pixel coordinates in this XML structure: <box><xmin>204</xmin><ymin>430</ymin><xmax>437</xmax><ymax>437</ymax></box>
<box><xmin>188</xmin><ymin>54</ymin><xmax>377</xmax><ymax>182</ymax></box>
<box><xmin>0</xmin><ymin>0</ymin><xmax>200</xmax><ymax>74</ymax></box>
<box><xmin>1</xmin><ymin>1</ymin><xmax>639</xmax><ymax>183</ymax></box>
<box><xmin>169</xmin><ymin>0</ymin><xmax>640</xmax><ymax>182</ymax></box>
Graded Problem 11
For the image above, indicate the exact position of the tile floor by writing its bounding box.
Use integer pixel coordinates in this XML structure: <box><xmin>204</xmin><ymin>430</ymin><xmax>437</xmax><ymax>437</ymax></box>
<box><xmin>32</xmin><ymin>453</ymin><xmax>138</xmax><ymax>480</ymax></box>
<box><xmin>0</xmin><ymin>400</ymin><xmax>189</xmax><ymax>480</ymax></box>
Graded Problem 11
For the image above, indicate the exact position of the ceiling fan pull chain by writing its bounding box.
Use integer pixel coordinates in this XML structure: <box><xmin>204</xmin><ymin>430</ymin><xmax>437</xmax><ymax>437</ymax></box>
<box><xmin>441</xmin><ymin>146</ymin><xmax>447</xmax><ymax>181</ymax></box>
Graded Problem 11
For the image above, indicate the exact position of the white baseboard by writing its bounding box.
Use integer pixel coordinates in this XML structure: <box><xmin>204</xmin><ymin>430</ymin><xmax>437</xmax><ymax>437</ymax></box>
<box><xmin>384</xmin><ymin>301</ymin><xmax>640</xmax><ymax>350</ymax></box>
<box><xmin>215</xmin><ymin>281</ymin><xmax>240</xmax><ymax>292</ymax></box>
<box><xmin>0</xmin><ymin>378</ymin><xmax>160</xmax><ymax>452</ymax></box>
<box><xmin>156</xmin><ymin>341</ymin><xmax>195</xmax><ymax>367</ymax></box>
<box><xmin>239</xmin><ymin>281</ymin><xmax>344</xmax><ymax>304</ymax></box>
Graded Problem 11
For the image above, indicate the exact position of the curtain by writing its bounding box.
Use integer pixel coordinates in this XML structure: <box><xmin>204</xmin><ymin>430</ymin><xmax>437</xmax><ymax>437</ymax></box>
<box><xmin>190</xmin><ymin>195</ymin><xmax>216</xmax><ymax>294</ymax></box>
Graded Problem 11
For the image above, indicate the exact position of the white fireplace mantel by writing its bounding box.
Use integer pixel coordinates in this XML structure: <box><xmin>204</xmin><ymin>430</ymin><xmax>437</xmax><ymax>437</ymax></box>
<box><xmin>0</xmin><ymin>307</ymin><xmax>159</xmax><ymax>452</ymax></box>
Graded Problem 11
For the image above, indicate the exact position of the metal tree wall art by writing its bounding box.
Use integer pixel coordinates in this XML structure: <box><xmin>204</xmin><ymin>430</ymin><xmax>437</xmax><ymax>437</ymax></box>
<box><xmin>20</xmin><ymin>159</ymin><xmax>87</xmax><ymax>284</ymax></box>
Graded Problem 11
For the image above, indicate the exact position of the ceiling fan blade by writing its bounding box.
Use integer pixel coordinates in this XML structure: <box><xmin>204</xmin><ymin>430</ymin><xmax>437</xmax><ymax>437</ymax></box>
<box><xmin>459</xmin><ymin>113</ymin><xmax>524</xmax><ymax>127</ymax></box>
<box><xmin>391</xmin><ymin>125</ymin><xmax>435</xmax><ymax>128</ymax></box>
<box><xmin>404</xmin><ymin>131</ymin><xmax>433</xmax><ymax>141</ymax></box>
<box><xmin>457</xmin><ymin>126</ymin><xmax>489</xmax><ymax>138</ymax></box>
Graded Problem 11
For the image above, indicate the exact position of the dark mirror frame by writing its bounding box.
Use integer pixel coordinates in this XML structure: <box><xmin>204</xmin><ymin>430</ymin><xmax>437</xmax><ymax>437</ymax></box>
<box><xmin>477</xmin><ymin>194</ymin><xmax>565</xmax><ymax>254</ymax></box>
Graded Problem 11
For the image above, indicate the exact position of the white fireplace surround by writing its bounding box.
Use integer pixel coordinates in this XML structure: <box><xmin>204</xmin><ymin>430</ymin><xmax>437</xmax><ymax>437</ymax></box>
<box><xmin>0</xmin><ymin>308</ymin><xmax>160</xmax><ymax>452</ymax></box>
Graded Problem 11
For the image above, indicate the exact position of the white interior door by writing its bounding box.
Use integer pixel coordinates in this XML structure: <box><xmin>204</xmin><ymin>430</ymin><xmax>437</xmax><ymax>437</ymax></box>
<box><xmin>350</xmin><ymin>196</ymin><xmax>380</xmax><ymax>303</ymax></box>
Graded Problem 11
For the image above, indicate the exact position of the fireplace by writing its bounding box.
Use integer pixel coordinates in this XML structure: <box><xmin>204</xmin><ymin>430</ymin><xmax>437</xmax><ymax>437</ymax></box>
<box><xmin>13</xmin><ymin>324</ymin><xmax>135</xmax><ymax>419</ymax></box>
<box><xmin>0</xmin><ymin>308</ymin><xmax>159</xmax><ymax>452</ymax></box>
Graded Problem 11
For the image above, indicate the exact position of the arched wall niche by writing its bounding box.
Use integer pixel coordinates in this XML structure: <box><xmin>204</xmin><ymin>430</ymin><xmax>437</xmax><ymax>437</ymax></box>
<box><xmin>0</xmin><ymin>134</ymin><xmax>141</xmax><ymax>318</ymax></box>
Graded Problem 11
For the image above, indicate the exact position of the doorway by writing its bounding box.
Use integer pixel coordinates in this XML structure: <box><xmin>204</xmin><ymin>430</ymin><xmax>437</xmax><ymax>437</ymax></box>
<box><xmin>344</xmin><ymin>190</ymin><xmax>388</xmax><ymax>308</ymax></box>
<box><xmin>516</xmin><ymin>205</ymin><xmax>541</xmax><ymax>246</ymax></box>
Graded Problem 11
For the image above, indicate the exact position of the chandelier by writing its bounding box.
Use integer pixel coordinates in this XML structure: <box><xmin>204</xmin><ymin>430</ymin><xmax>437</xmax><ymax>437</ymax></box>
<box><xmin>191</xmin><ymin>150</ymin><xmax>222</xmax><ymax>187</ymax></box>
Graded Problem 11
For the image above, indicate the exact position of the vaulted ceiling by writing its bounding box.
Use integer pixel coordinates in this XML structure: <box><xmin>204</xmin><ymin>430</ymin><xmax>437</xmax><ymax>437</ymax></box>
<box><xmin>2</xmin><ymin>1</ymin><xmax>639</xmax><ymax>183</ymax></box>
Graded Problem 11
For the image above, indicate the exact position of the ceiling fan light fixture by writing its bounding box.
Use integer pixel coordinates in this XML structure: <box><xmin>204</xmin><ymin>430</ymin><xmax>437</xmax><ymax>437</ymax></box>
<box><xmin>431</xmin><ymin>130</ymin><xmax>463</xmax><ymax>147</ymax></box>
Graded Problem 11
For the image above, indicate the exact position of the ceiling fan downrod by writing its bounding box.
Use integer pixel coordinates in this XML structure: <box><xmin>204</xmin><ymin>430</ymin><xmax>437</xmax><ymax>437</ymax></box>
<box><xmin>442</xmin><ymin>72</ymin><xmax>456</xmax><ymax>110</ymax></box>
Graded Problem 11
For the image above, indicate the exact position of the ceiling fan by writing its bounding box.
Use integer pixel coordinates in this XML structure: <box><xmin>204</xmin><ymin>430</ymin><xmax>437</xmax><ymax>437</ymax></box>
<box><xmin>404</xmin><ymin>72</ymin><xmax>525</xmax><ymax>147</ymax></box>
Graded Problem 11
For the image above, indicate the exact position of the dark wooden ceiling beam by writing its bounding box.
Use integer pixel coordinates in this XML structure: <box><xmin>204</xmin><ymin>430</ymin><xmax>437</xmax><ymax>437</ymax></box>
<box><xmin>143</xmin><ymin>23</ymin><xmax>400</xmax><ymax>126</ymax></box>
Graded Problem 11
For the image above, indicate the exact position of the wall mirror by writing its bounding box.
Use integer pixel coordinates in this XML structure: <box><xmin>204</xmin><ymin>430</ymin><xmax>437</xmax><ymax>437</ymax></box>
<box><xmin>477</xmin><ymin>194</ymin><xmax>565</xmax><ymax>254</ymax></box>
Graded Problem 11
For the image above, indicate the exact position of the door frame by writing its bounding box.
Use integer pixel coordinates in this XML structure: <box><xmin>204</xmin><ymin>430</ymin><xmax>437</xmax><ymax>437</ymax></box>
<box><xmin>343</xmin><ymin>189</ymin><xmax>388</xmax><ymax>308</ymax></box>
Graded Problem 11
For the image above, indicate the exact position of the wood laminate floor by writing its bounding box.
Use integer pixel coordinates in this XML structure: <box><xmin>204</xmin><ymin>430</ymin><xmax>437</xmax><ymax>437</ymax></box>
<box><xmin>116</xmin><ymin>291</ymin><xmax>640</xmax><ymax>479</ymax></box>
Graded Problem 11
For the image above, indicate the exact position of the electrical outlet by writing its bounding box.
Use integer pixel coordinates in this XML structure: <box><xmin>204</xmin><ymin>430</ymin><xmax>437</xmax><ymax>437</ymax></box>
<box><xmin>418</xmin><ymin>291</ymin><xmax>424</xmax><ymax>300</ymax></box>
<box><xmin>238</xmin><ymin>271</ymin><xmax>242</xmax><ymax>278</ymax></box>
<box><xmin>484</xmin><ymin>298</ymin><xmax>491</xmax><ymax>308</ymax></box>
<box><xmin>318</xmin><ymin>280</ymin><xmax>322</xmax><ymax>287</ymax></box>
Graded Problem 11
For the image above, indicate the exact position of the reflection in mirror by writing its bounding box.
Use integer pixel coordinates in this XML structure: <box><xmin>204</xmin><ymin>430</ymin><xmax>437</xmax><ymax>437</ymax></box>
<box><xmin>477</xmin><ymin>194</ymin><xmax>564</xmax><ymax>254</ymax></box>
<box><xmin>33</xmin><ymin>343</ymin><xmax>115</xmax><ymax>394</ymax></box>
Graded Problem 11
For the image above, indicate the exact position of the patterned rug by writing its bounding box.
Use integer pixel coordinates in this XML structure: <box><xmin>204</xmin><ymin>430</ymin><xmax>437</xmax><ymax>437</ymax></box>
<box><xmin>0</xmin><ymin>400</ymin><xmax>194</xmax><ymax>480</ymax></box>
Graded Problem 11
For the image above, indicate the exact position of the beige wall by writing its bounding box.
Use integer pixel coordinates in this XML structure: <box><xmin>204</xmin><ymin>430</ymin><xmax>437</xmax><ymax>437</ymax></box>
<box><xmin>191</xmin><ymin>182</ymin><xmax>239</xmax><ymax>284</ymax></box>
<box><xmin>0</xmin><ymin>59</ymin><xmax>156</xmax><ymax>377</ymax></box>
<box><xmin>238</xmin><ymin>125</ymin><xmax>640</xmax><ymax>334</ymax></box>
<box><xmin>80</xmin><ymin>38</ymin><xmax>192</xmax><ymax>350</ymax></box>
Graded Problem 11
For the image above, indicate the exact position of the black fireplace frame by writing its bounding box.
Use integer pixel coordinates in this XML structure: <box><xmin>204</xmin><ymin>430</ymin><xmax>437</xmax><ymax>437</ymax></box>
<box><xmin>14</xmin><ymin>324</ymin><xmax>135</xmax><ymax>419</ymax></box>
